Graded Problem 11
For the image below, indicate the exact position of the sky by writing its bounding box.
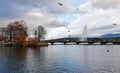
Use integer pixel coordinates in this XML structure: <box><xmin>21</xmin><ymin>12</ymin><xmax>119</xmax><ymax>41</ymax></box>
<box><xmin>0</xmin><ymin>0</ymin><xmax>120</xmax><ymax>39</ymax></box>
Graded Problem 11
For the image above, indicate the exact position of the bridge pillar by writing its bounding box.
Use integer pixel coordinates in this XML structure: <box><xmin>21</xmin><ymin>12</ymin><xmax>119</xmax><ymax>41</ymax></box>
<box><xmin>88</xmin><ymin>42</ymin><xmax>93</xmax><ymax>45</ymax></box>
<box><xmin>64</xmin><ymin>42</ymin><xmax>67</xmax><ymax>45</ymax></box>
<box><xmin>50</xmin><ymin>42</ymin><xmax>54</xmax><ymax>45</ymax></box>
<box><xmin>113</xmin><ymin>42</ymin><xmax>120</xmax><ymax>44</ymax></box>
<box><xmin>101</xmin><ymin>42</ymin><xmax>107</xmax><ymax>45</ymax></box>
<box><xmin>76</xmin><ymin>42</ymin><xmax>80</xmax><ymax>45</ymax></box>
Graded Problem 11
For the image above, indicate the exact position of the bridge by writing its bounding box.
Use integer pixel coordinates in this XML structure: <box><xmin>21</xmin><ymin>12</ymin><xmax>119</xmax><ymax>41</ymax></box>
<box><xmin>43</xmin><ymin>25</ymin><xmax>120</xmax><ymax>45</ymax></box>
<box><xmin>42</xmin><ymin>38</ymin><xmax>120</xmax><ymax>45</ymax></box>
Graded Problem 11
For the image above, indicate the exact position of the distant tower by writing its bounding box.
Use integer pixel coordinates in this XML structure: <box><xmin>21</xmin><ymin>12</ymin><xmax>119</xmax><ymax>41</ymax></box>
<box><xmin>82</xmin><ymin>24</ymin><xmax>87</xmax><ymax>41</ymax></box>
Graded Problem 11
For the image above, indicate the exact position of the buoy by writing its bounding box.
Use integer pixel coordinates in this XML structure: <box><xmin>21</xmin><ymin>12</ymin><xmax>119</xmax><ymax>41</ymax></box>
<box><xmin>107</xmin><ymin>50</ymin><xmax>109</xmax><ymax>52</ymax></box>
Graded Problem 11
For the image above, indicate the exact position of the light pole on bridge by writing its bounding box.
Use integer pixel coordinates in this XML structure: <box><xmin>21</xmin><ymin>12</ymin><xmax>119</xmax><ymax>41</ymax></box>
<box><xmin>66</xmin><ymin>24</ymin><xmax>70</xmax><ymax>41</ymax></box>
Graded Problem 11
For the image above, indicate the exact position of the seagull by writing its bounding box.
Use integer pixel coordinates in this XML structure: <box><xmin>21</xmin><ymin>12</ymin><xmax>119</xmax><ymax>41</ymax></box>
<box><xmin>113</xmin><ymin>23</ymin><xmax>117</xmax><ymax>25</ymax></box>
<box><xmin>58</xmin><ymin>3</ymin><xmax>63</xmax><ymax>6</ymax></box>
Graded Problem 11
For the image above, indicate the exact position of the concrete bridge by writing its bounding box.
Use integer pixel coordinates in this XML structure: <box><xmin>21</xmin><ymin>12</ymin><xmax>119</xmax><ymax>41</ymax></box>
<box><xmin>42</xmin><ymin>38</ymin><xmax>120</xmax><ymax>45</ymax></box>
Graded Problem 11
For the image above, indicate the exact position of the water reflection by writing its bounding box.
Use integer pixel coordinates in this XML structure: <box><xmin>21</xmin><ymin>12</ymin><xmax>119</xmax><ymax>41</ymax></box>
<box><xmin>0</xmin><ymin>45</ymin><xmax>120</xmax><ymax>73</ymax></box>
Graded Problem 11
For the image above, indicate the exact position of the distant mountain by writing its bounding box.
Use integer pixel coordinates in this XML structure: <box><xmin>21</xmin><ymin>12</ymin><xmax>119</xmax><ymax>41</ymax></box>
<box><xmin>55</xmin><ymin>34</ymin><xmax>120</xmax><ymax>39</ymax></box>
<box><xmin>100</xmin><ymin>33</ymin><xmax>120</xmax><ymax>38</ymax></box>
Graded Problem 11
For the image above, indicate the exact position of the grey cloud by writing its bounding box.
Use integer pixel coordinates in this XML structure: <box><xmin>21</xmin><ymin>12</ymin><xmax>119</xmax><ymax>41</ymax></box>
<box><xmin>15</xmin><ymin>0</ymin><xmax>72</xmax><ymax>14</ymax></box>
<box><xmin>92</xmin><ymin>0</ymin><xmax>120</xmax><ymax>9</ymax></box>
<box><xmin>71</xmin><ymin>9</ymin><xmax>88</xmax><ymax>14</ymax></box>
<box><xmin>43</xmin><ymin>20</ymin><xmax>66</xmax><ymax>28</ymax></box>
<box><xmin>112</xmin><ymin>29</ymin><xmax>120</xmax><ymax>33</ymax></box>
<box><xmin>88</xmin><ymin>24</ymin><xmax>120</xmax><ymax>37</ymax></box>
<box><xmin>0</xmin><ymin>0</ymin><xmax>73</xmax><ymax>20</ymax></box>
<box><xmin>92</xmin><ymin>25</ymin><xmax>116</xmax><ymax>30</ymax></box>
<box><xmin>0</xmin><ymin>0</ymin><xmax>70</xmax><ymax>28</ymax></box>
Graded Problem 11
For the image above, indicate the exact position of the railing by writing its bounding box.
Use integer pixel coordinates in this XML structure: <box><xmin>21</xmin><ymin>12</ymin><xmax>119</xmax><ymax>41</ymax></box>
<box><xmin>43</xmin><ymin>38</ymin><xmax>120</xmax><ymax>45</ymax></box>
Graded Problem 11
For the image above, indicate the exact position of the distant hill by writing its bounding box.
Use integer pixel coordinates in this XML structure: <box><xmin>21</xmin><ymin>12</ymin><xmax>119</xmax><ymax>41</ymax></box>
<box><xmin>100</xmin><ymin>33</ymin><xmax>120</xmax><ymax>38</ymax></box>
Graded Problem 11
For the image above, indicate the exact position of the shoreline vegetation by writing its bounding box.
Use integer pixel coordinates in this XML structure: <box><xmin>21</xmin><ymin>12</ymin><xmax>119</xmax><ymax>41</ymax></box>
<box><xmin>0</xmin><ymin>20</ymin><xmax>48</xmax><ymax>47</ymax></box>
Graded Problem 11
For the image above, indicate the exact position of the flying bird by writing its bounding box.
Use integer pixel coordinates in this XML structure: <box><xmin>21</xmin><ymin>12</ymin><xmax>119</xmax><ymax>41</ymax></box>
<box><xmin>113</xmin><ymin>23</ymin><xmax>117</xmax><ymax>25</ymax></box>
<box><xmin>58</xmin><ymin>3</ymin><xmax>63</xmax><ymax>6</ymax></box>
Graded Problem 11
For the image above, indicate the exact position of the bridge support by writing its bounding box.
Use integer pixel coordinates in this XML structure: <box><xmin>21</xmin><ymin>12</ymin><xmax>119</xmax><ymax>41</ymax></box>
<box><xmin>88</xmin><ymin>42</ymin><xmax>93</xmax><ymax>45</ymax></box>
<box><xmin>50</xmin><ymin>42</ymin><xmax>54</xmax><ymax>45</ymax></box>
<box><xmin>76</xmin><ymin>42</ymin><xmax>80</xmax><ymax>45</ymax></box>
<box><xmin>101</xmin><ymin>42</ymin><xmax>107</xmax><ymax>45</ymax></box>
<box><xmin>113</xmin><ymin>42</ymin><xmax>120</xmax><ymax>44</ymax></box>
<box><xmin>64</xmin><ymin>42</ymin><xmax>67</xmax><ymax>45</ymax></box>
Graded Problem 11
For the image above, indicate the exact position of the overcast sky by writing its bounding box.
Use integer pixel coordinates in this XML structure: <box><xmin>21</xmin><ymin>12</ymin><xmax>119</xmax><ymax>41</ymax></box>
<box><xmin>0</xmin><ymin>0</ymin><xmax>120</xmax><ymax>39</ymax></box>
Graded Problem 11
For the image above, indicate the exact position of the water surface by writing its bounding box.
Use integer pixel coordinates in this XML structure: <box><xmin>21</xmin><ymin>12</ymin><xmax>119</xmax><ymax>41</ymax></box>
<box><xmin>0</xmin><ymin>45</ymin><xmax>120</xmax><ymax>73</ymax></box>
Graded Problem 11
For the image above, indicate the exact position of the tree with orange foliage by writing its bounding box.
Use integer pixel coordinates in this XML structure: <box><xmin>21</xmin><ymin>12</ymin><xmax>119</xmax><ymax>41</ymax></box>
<box><xmin>0</xmin><ymin>36</ymin><xmax>7</xmax><ymax>41</ymax></box>
<box><xmin>14</xmin><ymin>35</ymin><xmax>28</xmax><ymax>47</ymax></box>
<box><xmin>6</xmin><ymin>20</ymin><xmax>28</xmax><ymax>42</ymax></box>
<box><xmin>4</xmin><ymin>20</ymin><xmax>28</xmax><ymax>46</ymax></box>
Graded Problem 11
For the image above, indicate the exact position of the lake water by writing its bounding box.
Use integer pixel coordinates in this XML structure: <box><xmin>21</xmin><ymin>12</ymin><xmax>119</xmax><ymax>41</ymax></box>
<box><xmin>0</xmin><ymin>45</ymin><xmax>120</xmax><ymax>73</ymax></box>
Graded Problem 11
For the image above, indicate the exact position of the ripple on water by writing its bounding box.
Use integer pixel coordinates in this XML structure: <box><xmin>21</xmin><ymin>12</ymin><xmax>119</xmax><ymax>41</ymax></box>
<box><xmin>1</xmin><ymin>45</ymin><xmax>120</xmax><ymax>73</ymax></box>
<box><xmin>81</xmin><ymin>69</ymin><xmax>114</xmax><ymax>73</ymax></box>
<box><xmin>39</xmin><ymin>67</ymin><xmax>75</xmax><ymax>73</ymax></box>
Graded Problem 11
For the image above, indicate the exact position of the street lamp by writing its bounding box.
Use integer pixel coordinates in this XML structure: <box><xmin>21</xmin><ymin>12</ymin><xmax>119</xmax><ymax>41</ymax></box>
<box><xmin>68</xmin><ymin>29</ymin><xmax>70</xmax><ymax>39</ymax></box>
<box><xmin>66</xmin><ymin>24</ymin><xmax>70</xmax><ymax>41</ymax></box>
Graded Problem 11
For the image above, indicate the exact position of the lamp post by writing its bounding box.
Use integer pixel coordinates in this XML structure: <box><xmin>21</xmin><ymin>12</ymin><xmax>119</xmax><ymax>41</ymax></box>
<box><xmin>66</xmin><ymin>24</ymin><xmax>70</xmax><ymax>41</ymax></box>
<box><xmin>68</xmin><ymin>29</ymin><xmax>70</xmax><ymax>40</ymax></box>
<box><xmin>34</xmin><ymin>30</ymin><xmax>37</xmax><ymax>40</ymax></box>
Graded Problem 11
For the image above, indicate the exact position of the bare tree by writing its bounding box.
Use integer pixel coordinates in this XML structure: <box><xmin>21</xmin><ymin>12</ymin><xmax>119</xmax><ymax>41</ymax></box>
<box><xmin>37</xmin><ymin>25</ymin><xmax>46</xmax><ymax>42</ymax></box>
<box><xmin>6</xmin><ymin>20</ymin><xmax>28</xmax><ymax>42</ymax></box>
<box><xmin>0</xmin><ymin>27</ymin><xmax>6</xmax><ymax>36</ymax></box>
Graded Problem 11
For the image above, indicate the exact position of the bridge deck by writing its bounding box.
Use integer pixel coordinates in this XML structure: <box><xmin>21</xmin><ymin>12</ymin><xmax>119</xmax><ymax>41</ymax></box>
<box><xmin>43</xmin><ymin>40</ymin><xmax>120</xmax><ymax>45</ymax></box>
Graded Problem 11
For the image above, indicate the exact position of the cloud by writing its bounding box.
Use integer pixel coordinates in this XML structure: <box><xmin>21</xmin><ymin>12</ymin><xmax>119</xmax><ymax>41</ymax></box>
<box><xmin>92</xmin><ymin>0</ymin><xmax>120</xmax><ymax>9</ymax></box>
<box><xmin>44</xmin><ymin>20</ymin><xmax>66</xmax><ymax>28</ymax></box>
<box><xmin>92</xmin><ymin>25</ymin><xmax>116</xmax><ymax>30</ymax></box>
<box><xmin>1</xmin><ymin>0</ymin><xmax>120</xmax><ymax>39</ymax></box>
<box><xmin>15</xmin><ymin>0</ymin><xmax>73</xmax><ymax>14</ymax></box>
<box><xmin>79</xmin><ymin>0</ymin><xmax>120</xmax><ymax>11</ymax></box>
<box><xmin>69</xmin><ymin>4</ymin><xmax>120</xmax><ymax>37</ymax></box>
<box><xmin>71</xmin><ymin>8</ymin><xmax>88</xmax><ymax>14</ymax></box>
<box><xmin>0</xmin><ymin>0</ymin><xmax>73</xmax><ymax>20</ymax></box>
<box><xmin>0</xmin><ymin>0</ymin><xmax>72</xmax><ymax>28</ymax></box>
